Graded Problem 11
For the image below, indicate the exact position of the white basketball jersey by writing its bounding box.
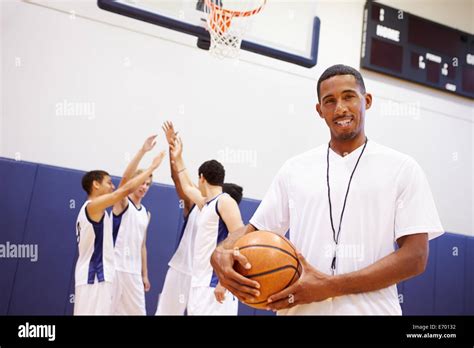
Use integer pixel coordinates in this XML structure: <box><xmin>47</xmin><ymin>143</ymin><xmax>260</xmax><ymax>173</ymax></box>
<box><xmin>75</xmin><ymin>201</ymin><xmax>115</xmax><ymax>286</ymax></box>
<box><xmin>191</xmin><ymin>193</ymin><xmax>229</xmax><ymax>288</ymax></box>
<box><xmin>168</xmin><ymin>205</ymin><xmax>200</xmax><ymax>275</ymax></box>
<box><xmin>113</xmin><ymin>198</ymin><xmax>149</xmax><ymax>275</ymax></box>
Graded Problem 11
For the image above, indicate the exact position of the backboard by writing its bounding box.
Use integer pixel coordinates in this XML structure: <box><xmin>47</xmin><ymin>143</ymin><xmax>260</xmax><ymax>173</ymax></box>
<box><xmin>97</xmin><ymin>0</ymin><xmax>320</xmax><ymax>68</ymax></box>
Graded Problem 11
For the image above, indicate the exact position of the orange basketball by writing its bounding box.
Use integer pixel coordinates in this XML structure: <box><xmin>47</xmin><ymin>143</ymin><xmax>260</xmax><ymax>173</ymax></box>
<box><xmin>234</xmin><ymin>231</ymin><xmax>301</xmax><ymax>309</ymax></box>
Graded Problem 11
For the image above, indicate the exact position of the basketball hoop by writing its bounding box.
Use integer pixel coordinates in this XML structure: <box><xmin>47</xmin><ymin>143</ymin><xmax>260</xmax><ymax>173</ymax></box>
<box><xmin>204</xmin><ymin>0</ymin><xmax>267</xmax><ymax>58</ymax></box>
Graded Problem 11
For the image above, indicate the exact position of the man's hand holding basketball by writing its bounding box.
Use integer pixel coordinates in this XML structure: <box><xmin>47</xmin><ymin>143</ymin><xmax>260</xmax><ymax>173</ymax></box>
<box><xmin>266</xmin><ymin>252</ymin><xmax>335</xmax><ymax>311</ymax></box>
<box><xmin>211</xmin><ymin>243</ymin><xmax>261</xmax><ymax>303</ymax></box>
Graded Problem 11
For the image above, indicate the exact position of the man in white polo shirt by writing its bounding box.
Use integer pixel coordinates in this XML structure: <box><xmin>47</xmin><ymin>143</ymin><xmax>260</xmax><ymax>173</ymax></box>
<box><xmin>210</xmin><ymin>64</ymin><xmax>444</xmax><ymax>315</ymax></box>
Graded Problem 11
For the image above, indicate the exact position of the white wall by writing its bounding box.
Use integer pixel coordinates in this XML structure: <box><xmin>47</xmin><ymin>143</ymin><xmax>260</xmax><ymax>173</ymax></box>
<box><xmin>1</xmin><ymin>0</ymin><xmax>473</xmax><ymax>235</ymax></box>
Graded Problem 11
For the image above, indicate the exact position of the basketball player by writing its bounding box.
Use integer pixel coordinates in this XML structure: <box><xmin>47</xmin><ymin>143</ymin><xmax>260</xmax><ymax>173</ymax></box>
<box><xmin>111</xmin><ymin>135</ymin><xmax>158</xmax><ymax>315</ymax></box>
<box><xmin>74</xmin><ymin>150</ymin><xmax>165</xmax><ymax>315</ymax></box>
<box><xmin>156</xmin><ymin>121</ymin><xmax>243</xmax><ymax>314</ymax></box>
<box><xmin>169</xmin><ymin>136</ymin><xmax>243</xmax><ymax>315</ymax></box>
<box><xmin>210</xmin><ymin>64</ymin><xmax>444</xmax><ymax>315</ymax></box>
<box><xmin>155</xmin><ymin>121</ymin><xmax>198</xmax><ymax>315</ymax></box>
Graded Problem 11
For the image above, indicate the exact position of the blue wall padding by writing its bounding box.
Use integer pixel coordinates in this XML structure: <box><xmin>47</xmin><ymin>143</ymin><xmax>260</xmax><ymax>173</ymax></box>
<box><xmin>434</xmin><ymin>233</ymin><xmax>466</xmax><ymax>314</ymax></box>
<box><xmin>397</xmin><ymin>281</ymin><xmax>404</xmax><ymax>313</ymax></box>
<box><xmin>239</xmin><ymin>198</ymin><xmax>260</xmax><ymax>225</ymax></box>
<box><xmin>0</xmin><ymin>157</ymin><xmax>473</xmax><ymax>315</ymax></box>
<box><xmin>465</xmin><ymin>237</ymin><xmax>474</xmax><ymax>315</ymax></box>
<box><xmin>401</xmin><ymin>238</ymin><xmax>438</xmax><ymax>315</ymax></box>
<box><xmin>65</xmin><ymin>273</ymin><xmax>75</xmax><ymax>315</ymax></box>
<box><xmin>8</xmin><ymin>165</ymin><xmax>86</xmax><ymax>314</ymax></box>
<box><xmin>0</xmin><ymin>159</ymin><xmax>38</xmax><ymax>315</ymax></box>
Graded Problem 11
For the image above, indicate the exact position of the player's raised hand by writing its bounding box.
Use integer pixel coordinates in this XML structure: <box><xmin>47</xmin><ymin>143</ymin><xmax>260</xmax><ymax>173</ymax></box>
<box><xmin>169</xmin><ymin>136</ymin><xmax>183</xmax><ymax>160</ymax></box>
<box><xmin>150</xmin><ymin>150</ymin><xmax>166</xmax><ymax>169</ymax></box>
<box><xmin>142</xmin><ymin>134</ymin><xmax>158</xmax><ymax>152</ymax></box>
<box><xmin>162</xmin><ymin>121</ymin><xmax>178</xmax><ymax>146</ymax></box>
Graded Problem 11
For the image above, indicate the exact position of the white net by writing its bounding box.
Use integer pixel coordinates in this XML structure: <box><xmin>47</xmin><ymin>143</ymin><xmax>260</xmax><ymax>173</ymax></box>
<box><xmin>203</xmin><ymin>0</ymin><xmax>266</xmax><ymax>59</ymax></box>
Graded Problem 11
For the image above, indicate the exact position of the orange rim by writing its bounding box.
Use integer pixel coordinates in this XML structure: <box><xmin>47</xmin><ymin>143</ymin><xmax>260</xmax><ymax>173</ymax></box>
<box><xmin>204</xmin><ymin>0</ymin><xmax>267</xmax><ymax>18</ymax></box>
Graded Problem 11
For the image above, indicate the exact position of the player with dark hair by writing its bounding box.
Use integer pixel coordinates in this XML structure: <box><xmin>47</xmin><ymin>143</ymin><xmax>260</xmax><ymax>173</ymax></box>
<box><xmin>156</xmin><ymin>122</ymin><xmax>244</xmax><ymax>315</ymax></box>
<box><xmin>74</xmin><ymin>145</ymin><xmax>165</xmax><ymax>315</ymax></box>
<box><xmin>222</xmin><ymin>183</ymin><xmax>243</xmax><ymax>205</ymax></box>
<box><xmin>169</xmin><ymin>135</ymin><xmax>244</xmax><ymax>315</ymax></box>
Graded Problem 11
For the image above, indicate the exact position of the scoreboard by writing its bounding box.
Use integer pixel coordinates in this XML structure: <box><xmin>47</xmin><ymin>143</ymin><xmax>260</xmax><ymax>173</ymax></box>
<box><xmin>361</xmin><ymin>1</ymin><xmax>474</xmax><ymax>99</ymax></box>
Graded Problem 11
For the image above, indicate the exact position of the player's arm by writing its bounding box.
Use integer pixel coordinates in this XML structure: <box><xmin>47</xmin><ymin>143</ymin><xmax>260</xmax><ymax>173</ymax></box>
<box><xmin>217</xmin><ymin>194</ymin><xmax>244</xmax><ymax>233</ymax></box>
<box><xmin>142</xmin><ymin>212</ymin><xmax>151</xmax><ymax>292</ymax></box>
<box><xmin>87</xmin><ymin>152</ymin><xmax>165</xmax><ymax>222</ymax></box>
<box><xmin>213</xmin><ymin>188</ymin><xmax>250</xmax><ymax>304</ymax></box>
<box><xmin>266</xmin><ymin>233</ymin><xmax>429</xmax><ymax>310</ymax></box>
<box><xmin>162</xmin><ymin>121</ymin><xmax>193</xmax><ymax>216</ymax></box>
<box><xmin>170</xmin><ymin>157</ymin><xmax>194</xmax><ymax>216</ymax></box>
<box><xmin>170</xmin><ymin>137</ymin><xmax>206</xmax><ymax>209</ymax></box>
<box><xmin>211</xmin><ymin>196</ymin><xmax>262</xmax><ymax>301</ymax></box>
<box><xmin>113</xmin><ymin>135</ymin><xmax>157</xmax><ymax>215</ymax></box>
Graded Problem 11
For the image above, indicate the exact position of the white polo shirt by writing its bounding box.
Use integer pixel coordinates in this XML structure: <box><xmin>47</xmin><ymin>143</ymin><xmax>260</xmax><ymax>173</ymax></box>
<box><xmin>249</xmin><ymin>140</ymin><xmax>444</xmax><ymax>315</ymax></box>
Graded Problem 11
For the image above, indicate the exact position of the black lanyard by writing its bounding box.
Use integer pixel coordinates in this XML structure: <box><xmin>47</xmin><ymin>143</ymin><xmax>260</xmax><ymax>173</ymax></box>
<box><xmin>326</xmin><ymin>137</ymin><xmax>368</xmax><ymax>275</ymax></box>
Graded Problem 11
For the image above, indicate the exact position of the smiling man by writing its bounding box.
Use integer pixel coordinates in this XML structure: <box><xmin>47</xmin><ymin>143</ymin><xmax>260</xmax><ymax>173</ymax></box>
<box><xmin>210</xmin><ymin>64</ymin><xmax>444</xmax><ymax>315</ymax></box>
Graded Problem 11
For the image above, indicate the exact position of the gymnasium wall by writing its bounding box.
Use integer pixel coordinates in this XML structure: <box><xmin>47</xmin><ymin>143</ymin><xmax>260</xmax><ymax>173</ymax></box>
<box><xmin>0</xmin><ymin>0</ymin><xmax>472</xmax><ymax>237</ymax></box>
<box><xmin>0</xmin><ymin>0</ymin><xmax>473</xmax><ymax>316</ymax></box>
<box><xmin>1</xmin><ymin>157</ymin><xmax>473</xmax><ymax>315</ymax></box>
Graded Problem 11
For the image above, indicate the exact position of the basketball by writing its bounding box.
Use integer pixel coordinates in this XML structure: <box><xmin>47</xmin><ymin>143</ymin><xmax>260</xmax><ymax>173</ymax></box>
<box><xmin>234</xmin><ymin>231</ymin><xmax>301</xmax><ymax>309</ymax></box>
